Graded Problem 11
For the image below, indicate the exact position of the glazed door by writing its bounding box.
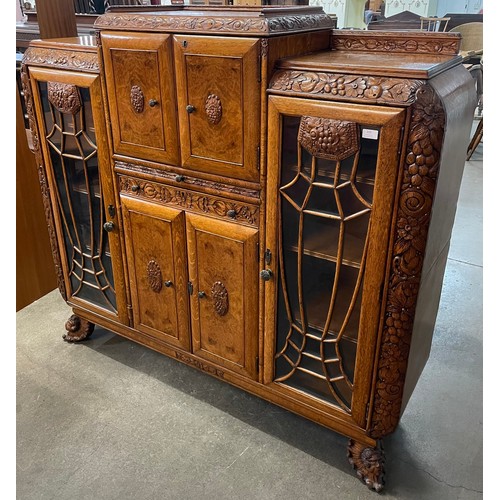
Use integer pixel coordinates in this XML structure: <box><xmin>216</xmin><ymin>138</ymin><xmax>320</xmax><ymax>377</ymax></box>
<box><xmin>186</xmin><ymin>214</ymin><xmax>259</xmax><ymax>379</ymax></box>
<box><xmin>173</xmin><ymin>35</ymin><xmax>260</xmax><ymax>181</ymax></box>
<box><xmin>121</xmin><ymin>196</ymin><xmax>191</xmax><ymax>350</ymax></box>
<box><xmin>29</xmin><ymin>67</ymin><xmax>127</xmax><ymax>323</ymax></box>
<box><xmin>101</xmin><ymin>32</ymin><xmax>179</xmax><ymax>165</ymax></box>
<box><xmin>264</xmin><ymin>96</ymin><xmax>406</xmax><ymax>426</ymax></box>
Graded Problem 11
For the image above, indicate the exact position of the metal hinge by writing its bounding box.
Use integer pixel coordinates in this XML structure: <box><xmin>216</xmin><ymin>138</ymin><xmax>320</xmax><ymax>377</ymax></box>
<box><xmin>365</xmin><ymin>402</ymin><xmax>370</xmax><ymax>423</ymax></box>
<box><xmin>256</xmin><ymin>356</ymin><xmax>259</xmax><ymax>373</ymax></box>
<box><xmin>126</xmin><ymin>303</ymin><xmax>133</xmax><ymax>326</ymax></box>
<box><xmin>265</xmin><ymin>248</ymin><xmax>272</xmax><ymax>265</ymax></box>
<box><xmin>188</xmin><ymin>281</ymin><xmax>193</xmax><ymax>295</ymax></box>
<box><xmin>397</xmin><ymin>126</ymin><xmax>405</xmax><ymax>156</ymax></box>
<box><xmin>256</xmin><ymin>146</ymin><xmax>261</xmax><ymax>171</ymax></box>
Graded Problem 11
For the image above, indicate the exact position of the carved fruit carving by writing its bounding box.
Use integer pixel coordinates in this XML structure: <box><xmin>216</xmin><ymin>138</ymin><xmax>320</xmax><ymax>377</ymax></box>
<box><xmin>130</xmin><ymin>85</ymin><xmax>145</xmax><ymax>113</ymax></box>
<box><xmin>298</xmin><ymin>116</ymin><xmax>360</xmax><ymax>161</ymax></box>
<box><xmin>47</xmin><ymin>82</ymin><xmax>81</xmax><ymax>114</ymax></box>
<box><xmin>211</xmin><ymin>281</ymin><xmax>229</xmax><ymax>316</ymax></box>
<box><xmin>205</xmin><ymin>94</ymin><xmax>222</xmax><ymax>125</ymax></box>
<box><xmin>147</xmin><ymin>259</ymin><xmax>163</xmax><ymax>293</ymax></box>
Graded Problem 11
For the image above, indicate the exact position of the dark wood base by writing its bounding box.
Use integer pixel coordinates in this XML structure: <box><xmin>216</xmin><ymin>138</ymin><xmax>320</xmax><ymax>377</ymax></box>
<box><xmin>347</xmin><ymin>439</ymin><xmax>385</xmax><ymax>493</ymax></box>
<box><xmin>63</xmin><ymin>314</ymin><xmax>95</xmax><ymax>342</ymax></box>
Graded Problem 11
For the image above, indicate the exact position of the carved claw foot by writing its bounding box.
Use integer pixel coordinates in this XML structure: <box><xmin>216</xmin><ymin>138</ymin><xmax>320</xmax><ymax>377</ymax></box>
<box><xmin>63</xmin><ymin>314</ymin><xmax>95</xmax><ymax>342</ymax></box>
<box><xmin>347</xmin><ymin>439</ymin><xmax>385</xmax><ymax>493</ymax></box>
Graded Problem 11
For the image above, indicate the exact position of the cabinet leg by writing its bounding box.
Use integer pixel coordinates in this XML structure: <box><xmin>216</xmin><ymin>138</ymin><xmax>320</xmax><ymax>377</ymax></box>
<box><xmin>347</xmin><ymin>439</ymin><xmax>385</xmax><ymax>493</ymax></box>
<box><xmin>63</xmin><ymin>314</ymin><xmax>95</xmax><ymax>343</ymax></box>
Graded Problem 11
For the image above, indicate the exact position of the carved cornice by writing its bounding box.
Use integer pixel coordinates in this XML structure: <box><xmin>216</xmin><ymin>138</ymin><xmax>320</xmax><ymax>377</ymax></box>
<box><xmin>22</xmin><ymin>47</ymin><xmax>99</xmax><ymax>73</ymax></box>
<box><xmin>119</xmin><ymin>176</ymin><xmax>260</xmax><ymax>227</ymax></box>
<box><xmin>369</xmin><ymin>85</ymin><xmax>445</xmax><ymax>439</ymax></box>
<box><xmin>20</xmin><ymin>64</ymin><xmax>67</xmax><ymax>301</ymax></box>
<box><xmin>175</xmin><ymin>352</ymin><xmax>225</xmax><ymax>378</ymax></box>
<box><xmin>94</xmin><ymin>12</ymin><xmax>333</xmax><ymax>35</ymax></box>
<box><xmin>332</xmin><ymin>31</ymin><xmax>460</xmax><ymax>55</ymax></box>
<box><xmin>269</xmin><ymin>71</ymin><xmax>425</xmax><ymax>106</ymax></box>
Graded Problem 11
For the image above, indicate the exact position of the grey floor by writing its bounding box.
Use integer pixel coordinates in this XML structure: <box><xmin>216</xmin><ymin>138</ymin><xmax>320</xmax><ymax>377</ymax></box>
<box><xmin>17</xmin><ymin>123</ymin><xmax>483</xmax><ymax>500</ymax></box>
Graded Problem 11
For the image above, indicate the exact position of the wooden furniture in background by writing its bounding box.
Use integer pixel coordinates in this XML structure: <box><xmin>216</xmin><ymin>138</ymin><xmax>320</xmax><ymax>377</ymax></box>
<box><xmin>443</xmin><ymin>13</ymin><xmax>482</xmax><ymax>32</ymax></box>
<box><xmin>21</xmin><ymin>7</ymin><xmax>475</xmax><ymax>491</ymax></box>
<box><xmin>420</xmin><ymin>16</ymin><xmax>449</xmax><ymax>32</ymax></box>
<box><xmin>35</xmin><ymin>0</ymin><xmax>78</xmax><ymax>39</ymax></box>
<box><xmin>367</xmin><ymin>9</ymin><xmax>420</xmax><ymax>30</ymax></box>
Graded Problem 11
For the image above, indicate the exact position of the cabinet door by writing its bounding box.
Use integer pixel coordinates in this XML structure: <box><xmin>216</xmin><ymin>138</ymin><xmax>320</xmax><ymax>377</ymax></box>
<box><xmin>265</xmin><ymin>96</ymin><xmax>406</xmax><ymax>426</ymax></box>
<box><xmin>29</xmin><ymin>67</ymin><xmax>127</xmax><ymax>324</ymax></box>
<box><xmin>174</xmin><ymin>35</ymin><xmax>260</xmax><ymax>181</ymax></box>
<box><xmin>101</xmin><ymin>32</ymin><xmax>179</xmax><ymax>165</ymax></box>
<box><xmin>186</xmin><ymin>214</ymin><xmax>259</xmax><ymax>379</ymax></box>
<box><xmin>121</xmin><ymin>196</ymin><xmax>191</xmax><ymax>350</ymax></box>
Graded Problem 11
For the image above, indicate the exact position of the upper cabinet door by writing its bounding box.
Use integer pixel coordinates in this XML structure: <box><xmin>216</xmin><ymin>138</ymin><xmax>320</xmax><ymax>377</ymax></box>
<box><xmin>101</xmin><ymin>32</ymin><xmax>179</xmax><ymax>165</ymax></box>
<box><xmin>174</xmin><ymin>35</ymin><xmax>261</xmax><ymax>182</ymax></box>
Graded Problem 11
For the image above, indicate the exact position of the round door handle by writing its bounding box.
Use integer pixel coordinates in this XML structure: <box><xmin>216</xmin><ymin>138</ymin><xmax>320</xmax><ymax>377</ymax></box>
<box><xmin>164</xmin><ymin>280</ymin><xmax>173</xmax><ymax>288</ymax></box>
<box><xmin>103</xmin><ymin>221</ymin><xmax>115</xmax><ymax>232</ymax></box>
<box><xmin>227</xmin><ymin>209</ymin><xmax>237</xmax><ymax>219</ymax></box>
<box><xmin>149</xmin><ymin>99</ymin><xmax>158</xmax><ymax>107</ymax></box>
<box><xmin>186</xmin><ymin>104</ymin><xmax>196</xmax><ymax>114</ymax></box>
<box><xmin>260</xmin><ymin>269</ymin><xmax>273</xmax><ymax>281</ymax></box>
<box><xmin>198</xmin><ymin>291</ymin><xmax>206</xmax><ymax>298</ymax></box>
<box><xmin>175</xmin><ymin>175</ymin><xmax>185</xmax><ymax>183</ymax></box>
<box><xmin>131</xmin><ymin>184</ymin><xmax>140</xmax><ymax>192</ymax></box>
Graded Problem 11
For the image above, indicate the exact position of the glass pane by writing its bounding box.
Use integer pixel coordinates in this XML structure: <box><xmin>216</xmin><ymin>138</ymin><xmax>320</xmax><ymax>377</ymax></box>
<box><xmin>275</xmin><ymin>115</ymin><xmax>379</xmax><ymax>412</ymax></box>
<box><xmin>38</xmin><ymin>81</ymin><xmax>116</xmax><ymax>313</ymax></box>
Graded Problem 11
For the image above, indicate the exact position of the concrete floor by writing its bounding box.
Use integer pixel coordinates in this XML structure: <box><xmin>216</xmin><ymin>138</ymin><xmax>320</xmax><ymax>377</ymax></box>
<box><xmin>17</xmin><ymin>127</ymin><xmax>483</xmax><ymax>500</ymax></box>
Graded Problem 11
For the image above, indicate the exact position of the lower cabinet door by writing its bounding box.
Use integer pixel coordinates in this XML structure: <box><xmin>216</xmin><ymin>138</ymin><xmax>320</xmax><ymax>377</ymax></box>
<box><xmin>121</xmin><ymin>196</ymin><xmax>190</xmax><ymax>350</ymax></box>
<box><xmin>186</xmin><ymin>213</ymin><xmax>259</xmax><ymax>379</ymax></box>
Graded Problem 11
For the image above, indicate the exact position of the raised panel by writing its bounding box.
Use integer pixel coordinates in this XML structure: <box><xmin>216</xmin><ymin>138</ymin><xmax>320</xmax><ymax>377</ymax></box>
<box><xmin>101</xmin><ymin>31</ymin><xmax>179</xmax><ymax>165</ymax></box>
<box><xmin>121</xmin><ymin>196</ymin><xmax>190</xmax><ymax>350</ymax></box>
<box><xmin>186</xmin><ymin>213</ymin><xmax>259</xmax><ymax>379</ymax></box>
<box><xmin>174</xmin><ymin>35</ymin><xmax>260</xmax><ymax>181</ymax></box>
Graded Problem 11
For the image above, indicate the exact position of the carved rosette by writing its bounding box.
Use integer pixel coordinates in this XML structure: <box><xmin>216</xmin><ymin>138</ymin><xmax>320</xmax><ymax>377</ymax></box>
<box><xmin>269</xmin><ymin>70</ymin><xmax>424</xmax><ymax>106</ymax></box>
<box><xmin>47</xmin><ymin>82</ymin><xmax>82</xmax><ymax>114</ymax></box>
<box><xmin>130</xmin><ymin>85</ymin><xmax>145</xmax><ymax>113</ymax></box>
<box><xmin>147</xmin><ymin>260</ymin><xmax>163</xmax><ymax>293</ymax></box>
<box><xmin>369</xmin><ymin>85</ymin><xmax>445</xmax><ymax>439</ymax></box>
<box><xmin>63</xmin><ymin>314</ymin><xmax>95</xmax><ymax>342</ymax></box>
<box><xmin>205</xmin><ymin>94</ymin><xmax>222</xmax><ymax>125</ymax></box>
<box><xmin>119</xmin><ymin>176</ymin><xmax>259</xmax><ymax>227</ymax></box>
<box><xmin>347</xmin><ymin>440</ymin><xmax>385</xmax><ymax>492</ymax></box>
<box><xmin>20</xmin><ymin>64</ymin><xmax>67</xmax><ymax>300</ymax></box>
<box><xmin>298</xmin><ymin>117</ymin><xmax>359</xmax><ymax>161</ymax></box>
<box><xmin>211</xmin><ymin>281</ymin><xmax>229</xmax><ymax>316</ymax></box>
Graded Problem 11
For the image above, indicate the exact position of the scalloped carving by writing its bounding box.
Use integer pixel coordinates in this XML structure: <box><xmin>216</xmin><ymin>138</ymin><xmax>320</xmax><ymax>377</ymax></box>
<box><xmin>47</xmin><ymin>82</ymin><xmax>82</xmax><ymax>114</ymax></box>
<box><xmin>211</xmin><ymin>281</ymin><xmax>229</xmax><ymax>316</ymax></box>
<box><xmin>205</xmin><ymin>94</ymin><xmax>222</xmax><ymax>125</ymax></box>
<box><xmin>147</xmin><ymin>259</ymin><xmax>163</xmax><ymax>293</ymax></box>
<box><xmin>298</xmin><ymin>116</ymin><xmax>359</xmax><ymax>161</ymax></box>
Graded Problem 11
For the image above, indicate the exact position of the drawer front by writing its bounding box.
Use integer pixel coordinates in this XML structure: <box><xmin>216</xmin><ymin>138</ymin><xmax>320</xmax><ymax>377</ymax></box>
<box><xmin>186</xmin><ymin>213</ymin><xmax>259</xmax><ymax>379</ymax></box>
<box><xmin>101</xmin><ymin>32</ymin><xmax>179</xmax><ymax>165</ymax></box>
<box><xmin>121</xmin><ymin>196</ymin><xmax>190</xmax><ymax>349</ymax></box>
<box><xmin>174</xmin><ymin>35</ymin><xmax>261</xmax><ymax>181</ymax></box>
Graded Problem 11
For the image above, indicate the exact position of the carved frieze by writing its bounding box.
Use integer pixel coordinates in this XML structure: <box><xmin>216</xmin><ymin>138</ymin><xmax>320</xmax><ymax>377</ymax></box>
<box><xmin>22</xmin><ymin>47</ymin><xmax>99</xmax><ymax>73</ymax></box>
<box><xmin>119</xmin><ymin>176</ymin><xmax>259</xmax><ymax>227</ymax></box>
<box><xmin>369</xmin><ymin>85</ymin><xmax>445</xmax><ymax>439</ymax></box>
<box><xmin>298</xmin><ymin>117</ymin><xmax>359</xmax><ymax>161</ymax></box>
<box><xmin>211</xmin><ymin>281</ymin><xmax>229</xmax><ymax>317</ymax></box>
<box><xmin>269</xmin><ymin>70</ymin><xmax>424</xmax><ymax>106</ymax></box>
<box><xmin>175</xmin><ymin>352</ymin><xmax>225</xmax><ymax>378</ymax></box>
<box><xmin>205</xmin><ymin>94</ymin><xmax>222</xmax><ymax>125</ymax></box>
<box><xmin>47</xmin><ymin>82</ymin><xmax>82</xmax><ymax>115</ymax></box>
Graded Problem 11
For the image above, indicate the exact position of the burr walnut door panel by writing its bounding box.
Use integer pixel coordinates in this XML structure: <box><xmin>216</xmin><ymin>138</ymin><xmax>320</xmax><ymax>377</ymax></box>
<box><xmin>186</xmin><ymin>213</ymin><xmax>259</xmax><ymax>379</ymax></box>
<box><xmin>28</xmin><ymin>67</ymin><xmax>128</xmax><ymax>324</ymax></box>
<box><xmin>101</xmin><ymin>32</ymin><xmax>179</xmax><ymax>166</ymax></box>
<box><xmin>265</xmin><ymin>96</ymin><xmax>406</xmax><ymax>427</ymax></box>
<box><xmin>173</xmin><ymin>35</ymin><xmax>260</xmax><ymax>181</ymax></box>
<box><xmin>121</xmin><ymin>196</ymin><xmax>190</xmax><ymax>350</ymax></box>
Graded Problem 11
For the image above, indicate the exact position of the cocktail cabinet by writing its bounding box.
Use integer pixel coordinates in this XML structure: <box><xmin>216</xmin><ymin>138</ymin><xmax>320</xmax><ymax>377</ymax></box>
<box><xmin>21</xmin><ymin>6</ymin><xmax>476</xmax><ymax>492</ymax></box>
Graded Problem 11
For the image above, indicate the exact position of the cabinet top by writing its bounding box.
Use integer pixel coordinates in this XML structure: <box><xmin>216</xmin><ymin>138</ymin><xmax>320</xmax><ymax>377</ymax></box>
<box><xmin>93</xmin><ymin>5</ymin><xmax>334</xmax><ymax>37</ymax></box>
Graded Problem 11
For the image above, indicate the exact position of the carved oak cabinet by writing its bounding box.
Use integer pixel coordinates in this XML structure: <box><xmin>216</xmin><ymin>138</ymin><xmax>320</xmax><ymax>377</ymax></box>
<box><xmin>22</xmin><ymin>6</ymin><xmax>475</xmax><ymax>492</ymax></box>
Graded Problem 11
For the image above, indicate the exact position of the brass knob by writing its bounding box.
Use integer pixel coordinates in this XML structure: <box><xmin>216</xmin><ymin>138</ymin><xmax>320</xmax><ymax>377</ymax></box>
<box><xmin>175</xmin><ymin>175</ymin><xmax>185</xmax><ymax>182</ymax></box>
<box><xmin>103</xmin><ymin>221</ymin><xmax>115</xmax><ymax>232</ymax></box>
<box><xmin>260</xmin><ymin>269</ymin><xmax>273</xmax><ymax>281</ymax></box>
<box><xmin>131</xmin><ymin>184</ymin><xmax>140</xmax><ymax>192</ymax></box>
<box><xmin>164</xmin><ymin>280</ymin><xmax>173</xmax><ymax>288</ymax></box>
<box><xmin>227</xmin><ymin>209</ymin><xmax>236</xmax><ymax>219</ymax></box>
<box><xmin>149</xmin><ymin>99</ymin><xmax>158</xmax><ymax>107</ymax></box>
<box><xmin>186</xmin><ymin>104</ymin><xmax>196</xmax><ymax>114</ymax></box>
<box><xmin>198</xmin><ymin>291</ymin><xmax>206</xmax><ymax>298</ymax></box>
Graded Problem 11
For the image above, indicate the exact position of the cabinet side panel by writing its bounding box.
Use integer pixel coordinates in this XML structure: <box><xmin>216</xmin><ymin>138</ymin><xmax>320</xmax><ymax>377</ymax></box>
<box><xmin>400</xmin><ymin>65</ymin><xmax>476</xmax><ymax>412</ymax></box>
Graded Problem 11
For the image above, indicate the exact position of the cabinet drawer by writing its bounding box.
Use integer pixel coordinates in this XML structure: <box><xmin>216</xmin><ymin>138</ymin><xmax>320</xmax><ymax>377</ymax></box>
<box><xmin>101</xmin><ymin>32</ymin><xmax>179</xmax><ymax>165</ymax></box>
<box><xmin>174</xmin><ymin>35</ymin><xmax>261</xmax><ymax>182</ymax></box>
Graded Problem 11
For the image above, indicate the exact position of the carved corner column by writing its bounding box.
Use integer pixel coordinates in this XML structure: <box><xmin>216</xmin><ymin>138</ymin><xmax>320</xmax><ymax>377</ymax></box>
<box><xmin>368</xmin><ymin>84</ymin><xmax>445</xmax><ymax>439</ymax></box>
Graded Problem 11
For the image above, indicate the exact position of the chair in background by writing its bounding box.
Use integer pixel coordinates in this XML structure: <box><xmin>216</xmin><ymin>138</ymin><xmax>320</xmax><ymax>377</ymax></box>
<box><xmin>449</xmin><ymin>22</ymin><xmax>483</xmax><ymax>62</ymax></box>
<box><xmin>420</xmin><ymin>16</ymin><xmax>450</xmax><ymax>32</ymax></box>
